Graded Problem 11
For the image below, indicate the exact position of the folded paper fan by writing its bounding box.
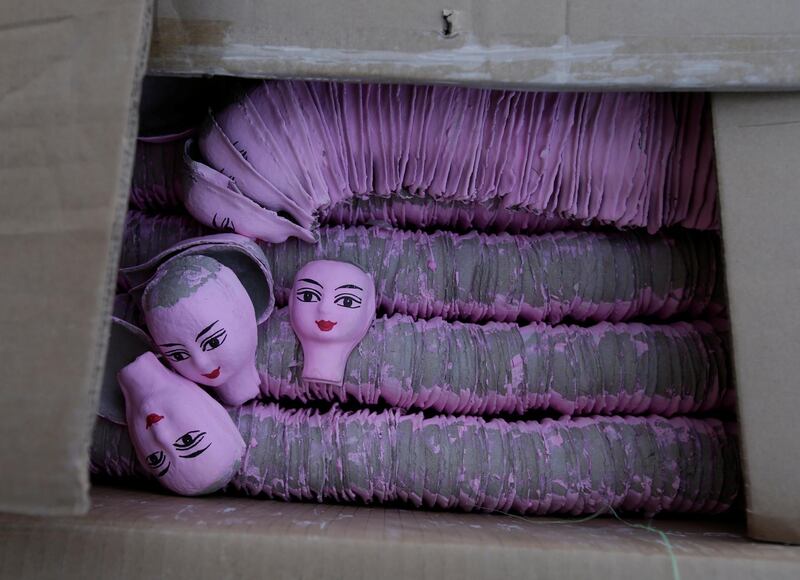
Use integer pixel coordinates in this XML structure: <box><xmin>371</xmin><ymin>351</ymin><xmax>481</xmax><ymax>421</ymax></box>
<box><xmin>258</xmin><ymin>309</ymin><xmax>731</xmax><ymax>417</ymax></box>
<box><xmin>92</xmin><ymin>406</ymin><xmax>739</xmax><ymax>516</ymax></box>
<box><xmin>122</xmin><ymin>214</ymin><xmax>724</xmax><ymax>325</ymax></box>
<box><xmin>183</xmin><ymin>82</ymin><xmax>718</xmax><ymax>241</ymax></box>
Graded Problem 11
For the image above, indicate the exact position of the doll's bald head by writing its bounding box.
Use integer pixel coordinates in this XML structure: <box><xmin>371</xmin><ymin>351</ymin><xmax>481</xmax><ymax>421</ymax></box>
<box><xmin>143</xmin><ymin>255</ymin><xmax>224</xmax><ymax>311</ymax></box>
<box><xmin>142</xmin><ymin>254</ymin><xmax>261</xmax><ymax>406</ymax></box>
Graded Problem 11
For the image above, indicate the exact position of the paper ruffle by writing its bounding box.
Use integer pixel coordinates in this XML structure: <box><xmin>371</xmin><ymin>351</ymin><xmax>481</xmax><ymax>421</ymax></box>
<box><xmin>257</xmin><ymin>309</ymin><xmax>731</xmax><ymax>417</ymax></box>
<box><xmin>183</xmin><ymin>82</ymin><xmax>718</xmax><ymax>240</ymax></box>
<box><xmin>121</xmin><ymin>213</ymin><xmax>723</xmax><ymax>324</ymax></box>
<box><xmin>129</xmin><ymin>132</ymin><xmax>193</xmax><ymax>211</ymax></box>
<box><xmin>91</xmin><ymin>407</ymin><xmax>739</xmax><ymax>516</ymax></box>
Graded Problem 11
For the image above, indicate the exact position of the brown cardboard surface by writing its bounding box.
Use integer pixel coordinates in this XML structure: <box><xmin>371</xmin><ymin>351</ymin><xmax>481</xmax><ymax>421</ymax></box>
<box><xmin>1</xmin><ymin>1</ymin><xmax>798</xmax><ymax>562</ymax></box>
<box><xmin>0</xmin><ymin>1</ymin><xmax>151</xmax><ymax>515</ymax></box>
<box><xmin>149</xmin><ymin>0</ymin><xmax>800</xmax><ymax>89</ymax></box>
<box><xmin>712</xmin><ymin>93</ymin><xmax>800</xmax><ymax>544</ymax></box>
<box><xmin>0</xmin><ymin>485</ymin><xmax>798</xmax><ymax>580</ymax></box>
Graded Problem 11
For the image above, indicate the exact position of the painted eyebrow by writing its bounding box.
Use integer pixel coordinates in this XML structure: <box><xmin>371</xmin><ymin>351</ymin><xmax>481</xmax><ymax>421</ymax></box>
<box><xmin>195</xmin><ymin>320</ymin><xmax>219</xmax><ymax>342</ymax></box>
<box><xmin>335</xmin><ymin>284</ymin><xmax>364</xmax><ymax>291</ymax></box>
<box><xmin>159</xmin><ymin>343</ymin><xmax>185</xmax><ymax>348</ymax></box>
<box><xmin>299</xmin><ymin>278</ymin><xmax>323</xmax><ymax>288</ymax></box>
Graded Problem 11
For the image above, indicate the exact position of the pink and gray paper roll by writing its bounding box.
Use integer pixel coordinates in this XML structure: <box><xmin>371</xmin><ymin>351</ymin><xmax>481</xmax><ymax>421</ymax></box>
<box><xmin>258</xmin><ymin>309</ymin><xmax>731</xmax><ymax>417</ymax></box>
<box><xmin>113</xmin><ymin>81</ymin><xmax>738</xmax><ymax>516</ymax></box>
<box><xmin>184</xmin><ymin>82</ymin><xmax>718</xmax><ymax>239</ymax></box>
<box><xmin>121</xmin><ymin>215</ymin><xmax>723</xmax><ymax>325</ymax></box>
<box><xmin>120</xmin><ymin>212</ymin><xmax>209</xmax><ymax>269</ymax></box>
<box><xmin>323</xmin><ymin>193</ymin><xmax>576</xmax><ymax>234</ymax></box>
<box><xmin>91</xmin><ymin>406</ymin><xmax>739</xmax><ymax>516</ymax></box>
<box><xmin>262</xmin><ymin>225</ymin><xmax>723</xmax><ymax>324</ymax></box>
<box><xmin>130</xmin><ymin>132</ymin><xmax>193</xmax><ymax>212</ymax></box>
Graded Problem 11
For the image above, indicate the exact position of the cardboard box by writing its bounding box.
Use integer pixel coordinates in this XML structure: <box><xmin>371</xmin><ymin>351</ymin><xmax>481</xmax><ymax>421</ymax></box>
<box><xmin>0</xmin><ymin>0</ymin><xmax>152</xmax><ymax>516</ymax></box>
<box><xmin>2</xmin><ymin>0</ymin><xmax>800</xmax><ymax>576</ymax></box>
<box><xmin>712</xmin><ymin>94</ymin><xmax>800</xmax><ymax>544</ymax></box>
<box><xmin>149</xmin><ymin>0</ymin><xmax>800</xmax><ymax>89</ymax></box>
<box><xmin>1</xmin><ymin>485</ymin><xmax>800</xmax><ymax>580</ymax></box>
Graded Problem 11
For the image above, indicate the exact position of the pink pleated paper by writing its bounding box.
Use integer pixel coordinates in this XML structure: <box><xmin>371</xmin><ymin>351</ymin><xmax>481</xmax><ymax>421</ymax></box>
<box><xmin>121</xmin><ymin>213</ymin><xmax>724</xmax><ymax>325</ymax></box>
<box><xmin>130</xmin><ymin>130</ymin><xmax>194</xmax><ymax>211</ymax></box>
<box><xmin>184</xmin><ymin>82</ymin><xmax>718</xmax><ymax>239</ymax></box>
<box><xmin>91</xmin><ymin>406</ymin><xmax>739</xmax><ymax>517</ymax></box>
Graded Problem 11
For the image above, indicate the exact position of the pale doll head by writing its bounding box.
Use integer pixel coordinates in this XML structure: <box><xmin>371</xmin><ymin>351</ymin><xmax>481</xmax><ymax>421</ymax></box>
<box><xmin>288</xmin><ymin>260</ymin><xmax>376</xmax><ymax>385</ymax></box>
<box><xmin>142</xmin><ymin>254</ymin><xmax>259</xmax><ymax>406</ymax></box>
<box><xmin>118</xmin><ymin>352</ymin><xmax>245</xmax><ymax>496</ymax></box>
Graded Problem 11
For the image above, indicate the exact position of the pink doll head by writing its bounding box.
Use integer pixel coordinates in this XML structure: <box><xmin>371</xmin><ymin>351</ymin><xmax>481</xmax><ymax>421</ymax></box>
<box><xmin>143</xmin><ymin>254</ymin><xmax>259</xmax><ymax>406</ymax></box>
<box><xmin>118</xmin><ymin>351</ymin><xmax>245</xmax><ymax>496</ymax></box>
<box><xmin>288</xmin><ymin>260</ymin><xmax>376</xmax><ymax>385</ymax></box>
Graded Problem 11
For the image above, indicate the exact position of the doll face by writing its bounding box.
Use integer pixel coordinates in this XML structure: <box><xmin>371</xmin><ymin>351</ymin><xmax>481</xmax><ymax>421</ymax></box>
<box><xmin>119</xmin><ymin>352</ymin><xmax>245</xmax><ymax>496</ymax></box>
<box><xmin>289</xmin><ymin>260</ymin><xmax>375</xmax><ymax>347</ymax></box>
<box><xmin>133</xmin><ymin>394</ymin><xmax>243</xmax><ymax>494</ymax></box>
<box><xmin>145</xmin><ymin>265</ymin><xmax>257</xmax><ymax>390</ymax></box>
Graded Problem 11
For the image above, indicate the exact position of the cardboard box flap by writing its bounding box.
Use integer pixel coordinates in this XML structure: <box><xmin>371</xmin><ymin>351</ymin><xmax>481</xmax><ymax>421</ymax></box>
<box><xmin>150</xmin><ymin>0</ymin><xmax>800</xmax><ymax>89</ymax></box>
<box><xmin>0</xmin><ymin>0</ymin><xmax>151</xmax><ymax>515</ymax></box>
<box><xmin>712</xmin><ymin>93</ymin><xmax>800</xmax><ymax>544</ymax></box>
<box><xmin>2</xmin><ymin>486</ymin><xmax>800</xmax><ymax>579</ymax></box>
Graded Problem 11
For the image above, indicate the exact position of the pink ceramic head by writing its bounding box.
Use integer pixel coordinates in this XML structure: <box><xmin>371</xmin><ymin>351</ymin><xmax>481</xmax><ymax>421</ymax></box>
<box><xmin>118</xmin><ymin>351</ymin><xmax>245</xmax><ymax>496</ymax></box>
<box><xmin>143</xmin><ymin>254</ymin><xmax>260</xmax><ymax>406</ymax></box>
<box><xmin>288</xmin><ymin>260</ymin><xmax>376</xmax><ymax>385</ymax></box>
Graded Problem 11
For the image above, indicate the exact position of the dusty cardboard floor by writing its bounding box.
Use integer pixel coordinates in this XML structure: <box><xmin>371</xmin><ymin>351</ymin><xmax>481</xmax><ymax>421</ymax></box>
<box><xmin>1</xmin><ymin>485</ymin><xmax>799</xmax><ymax>580</ymax></box>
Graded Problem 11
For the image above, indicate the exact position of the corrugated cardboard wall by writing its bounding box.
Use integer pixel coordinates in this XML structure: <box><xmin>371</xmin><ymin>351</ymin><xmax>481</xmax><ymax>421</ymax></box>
<box><xmin>0</xmin><ymin>0</ymin><xmax>151</xmax><ymax>515</ymax></box>
<box><xmin>713</xmin><ymin>93</ymin><xmax>800</xmax><ymax>544</ymax></box>
<box><xmin>3</xmin><ymin>1</ymin><xmax>800</xmax><ymax>546</ymax></box>
<box><xmin>149</xmin><ymin>0</ymin><xmax>800</xmax><ymax>89</ymax></box>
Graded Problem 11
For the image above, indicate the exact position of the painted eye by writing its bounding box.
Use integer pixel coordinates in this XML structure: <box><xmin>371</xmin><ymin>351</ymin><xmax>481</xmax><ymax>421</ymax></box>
<box><xmin>297</xmin><ymin>289</ymin><xmax>321</xmax><ymax>303</ymax></box>
<box><xmin>335</xmin><ymin>294</ymin><xmax>362</xmax><ymax>309</ymax></box>
<box><xmin>174</xmin><ymin>431</ymin><xmax>206</xmax><ymax>451</ymax></box>
<box><xmin>201</xmin><ymin>329</ymin><xmax>227</xmax><ymax>352</ymax></box>
<box><xmin>212</xmin><ymin>213</ymin><xmax>236</xmax><ymax>232</ymax></box>
<box><xmin>146</xmin><ymin>451</ymin><xmax>166</xmax><ymax>468</ymax></box>
<box><xmin>166</xmin><ymin>350</ymin><xmax>190</xmax><ymax>362</ymax></box>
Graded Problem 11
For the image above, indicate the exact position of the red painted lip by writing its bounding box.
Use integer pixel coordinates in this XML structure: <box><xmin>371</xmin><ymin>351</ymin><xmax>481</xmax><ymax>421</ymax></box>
<box><xmin>146</xmin><ymin>413</ymin><xmax>164</xmax><ymax>429</ymax></box>
<box><xmin>203</xmin><ymin>367</ymin><xmax>221</xmax><ymax>379</ymax></box>
<box><xmin>316</xmin><ymin>320</ymin><xmax>337</xmax><ymax>332</ymax></box>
